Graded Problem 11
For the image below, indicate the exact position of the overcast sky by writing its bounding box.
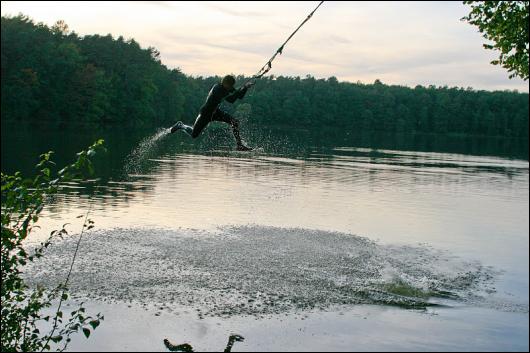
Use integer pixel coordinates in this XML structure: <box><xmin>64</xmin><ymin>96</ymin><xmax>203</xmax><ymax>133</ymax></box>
<box><xmin>2</xmin><ymin>1</ymin><xmax>528</xmax><ymax>92</ymax></box>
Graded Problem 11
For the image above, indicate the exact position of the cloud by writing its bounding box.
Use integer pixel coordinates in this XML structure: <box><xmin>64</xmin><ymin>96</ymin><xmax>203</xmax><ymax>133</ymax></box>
<box><xmin>130</xmin><ymin>1</ymin><xmax>175</xmax><ymax>9</ymax></box>
<box><xmin>203</xmin><ymin>2</ymin><xmax>271</xmax><ymax>18</ymax></box>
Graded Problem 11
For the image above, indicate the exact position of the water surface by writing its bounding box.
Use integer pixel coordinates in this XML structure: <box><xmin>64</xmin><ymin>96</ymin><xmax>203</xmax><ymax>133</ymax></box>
<box><xmin>2</xmin><ymin>123</ymin><xmax>528</xmax><ymax>351</ymax></box>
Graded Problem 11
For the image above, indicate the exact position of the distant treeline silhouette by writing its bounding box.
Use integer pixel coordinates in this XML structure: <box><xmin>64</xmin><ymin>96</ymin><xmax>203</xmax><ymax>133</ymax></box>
<box><xmin>1</xmin><ymin>15</ymin><xmax>528</xmax><ymax>139</ymax></box>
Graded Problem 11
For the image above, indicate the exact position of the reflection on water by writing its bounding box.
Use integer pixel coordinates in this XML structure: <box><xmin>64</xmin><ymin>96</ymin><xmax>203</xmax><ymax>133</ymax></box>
<box><xmin>46</xmin><ymin>147</ymin><xmax>529</xmax><ymax>209</ymax></box>
<box><xmin>22</xmin><ymin>145</ymin><xmax>529</xmax><ymax>316</ymax></box>
<box><xmin>39</xmin><ymin>147</ymin><xmax>528</xmax><ymax>247</ymax></box>
<box><xmin>1</xmin><ymin>122</ymin><xmax>528</xmax><ymax>177</ymax></box>
<box><xmin>5</xmin><ymin>123</ymin><xmax>528</xmax><ymax>350</ymax></box>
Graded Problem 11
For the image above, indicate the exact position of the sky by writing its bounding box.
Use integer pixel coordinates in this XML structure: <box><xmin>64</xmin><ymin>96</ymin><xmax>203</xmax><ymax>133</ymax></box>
<box><xmin>1</xmin><ymin>1</ymin><xmax>528</xmax><ymax>92</ymax></box>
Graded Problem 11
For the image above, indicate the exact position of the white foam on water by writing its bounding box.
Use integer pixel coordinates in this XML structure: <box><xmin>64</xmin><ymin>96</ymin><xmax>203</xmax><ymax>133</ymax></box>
<box><xmin>23</xmin><ymin>226</ymin><xmax>526</xmax><ymax>318</ymax></box>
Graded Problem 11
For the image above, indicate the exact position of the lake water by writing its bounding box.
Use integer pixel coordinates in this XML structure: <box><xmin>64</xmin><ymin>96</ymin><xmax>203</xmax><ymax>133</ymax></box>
<box><xmin>2</xmin><ymin>123</ymin><xmax>529</xmax><ymax>351</ymax></box>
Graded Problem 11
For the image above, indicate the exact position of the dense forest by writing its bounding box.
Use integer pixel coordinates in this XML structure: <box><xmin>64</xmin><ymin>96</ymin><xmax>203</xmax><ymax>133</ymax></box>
<box><xmin>1</xmin><ymin>15</ymin><xmax>528</xmax><ymax>139</ymax></box>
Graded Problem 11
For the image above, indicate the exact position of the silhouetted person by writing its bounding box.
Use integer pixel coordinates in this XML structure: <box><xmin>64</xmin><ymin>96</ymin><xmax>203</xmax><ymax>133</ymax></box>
<box><xmin>169</xmin><ymin>75</ymin><xmax>254</xmax><ymax>151</ymax></box>
<box><xmin>163</xmin><ymin>339</ymin><xmax>193</xmax><ymax>352</ymax></box>
<box><xmin>163</xmin><ymin>334</ymin><xmax>244</xmax><ymax>352</ymax></box>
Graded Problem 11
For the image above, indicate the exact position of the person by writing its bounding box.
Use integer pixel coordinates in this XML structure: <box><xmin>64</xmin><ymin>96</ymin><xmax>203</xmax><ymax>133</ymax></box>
<box><xmin>169</xmin><ymin>75</ymin><xmax>254</xmax><ymax>151</ymax></box>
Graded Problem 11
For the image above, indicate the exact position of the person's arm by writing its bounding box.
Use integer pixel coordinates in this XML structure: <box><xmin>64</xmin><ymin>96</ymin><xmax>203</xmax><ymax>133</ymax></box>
<box><xmin>225</xmin><ymin>81</ymin><xmax>255</xmax><ymax>103</ymax></box>
<box><xmin>225</xmin><ymin>86</ymin><xmax>248</xmax><ymax>103</ymax></box>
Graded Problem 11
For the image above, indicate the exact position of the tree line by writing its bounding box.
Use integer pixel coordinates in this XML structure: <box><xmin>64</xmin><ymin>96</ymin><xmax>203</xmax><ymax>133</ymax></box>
<box><xmin>1</xmin><ymin>15</ymin><xmax>528</xmax><ymax>139</ymax></box>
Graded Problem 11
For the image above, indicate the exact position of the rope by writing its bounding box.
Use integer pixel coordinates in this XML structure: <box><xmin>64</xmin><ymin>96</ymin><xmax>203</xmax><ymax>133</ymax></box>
<box><xmin>245</xmin><ymin>1</ymin><xmax>325</xmax><ymax>85</ymax></box>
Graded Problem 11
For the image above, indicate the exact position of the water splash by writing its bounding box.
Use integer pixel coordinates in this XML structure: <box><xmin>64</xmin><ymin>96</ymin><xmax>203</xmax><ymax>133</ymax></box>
<box><xmin>124</xmin><ymin>128</ymin><xmax>170</xmax><ymax>175</ymax></box>
<box><xmin>22</xmin><ymin>226</ymin><xmax>522</xmax><ymax>318</ymax></box>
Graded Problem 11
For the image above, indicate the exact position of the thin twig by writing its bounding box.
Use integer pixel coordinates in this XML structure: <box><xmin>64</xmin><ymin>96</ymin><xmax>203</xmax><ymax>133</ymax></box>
<box><xmin>40</xmin><ymin>199</ymin><xmax>93</xmax><ymax>352</ymax></box>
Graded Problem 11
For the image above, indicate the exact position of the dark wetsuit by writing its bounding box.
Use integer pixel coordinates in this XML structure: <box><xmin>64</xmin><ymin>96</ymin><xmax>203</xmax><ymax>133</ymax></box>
<box><xmin>191</xmin><ymin>83</ymin><xmax>248</xmax><ymax>138</ymax></box>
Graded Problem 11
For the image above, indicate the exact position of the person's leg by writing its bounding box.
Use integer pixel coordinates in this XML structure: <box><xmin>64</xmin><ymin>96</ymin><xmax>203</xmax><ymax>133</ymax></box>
<box><xmin>190</xmin><ymin>113</ymin><xmax>211</xmax><ymax>138</ymax></box>
<box><xmin>170</xmin><ymin>113</ymin><xmax>207</xmax><ymax>138</ymax></box>
<box><xmin>212</xmin><ymin>109</ymin><xmax>251</xmax><ymax>150</ymax></box>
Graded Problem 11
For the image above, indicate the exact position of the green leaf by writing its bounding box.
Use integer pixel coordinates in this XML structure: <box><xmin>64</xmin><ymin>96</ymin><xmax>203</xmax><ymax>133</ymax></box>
<box><xmin>51</xmin><ymin>335</ymin><xmax>63</xmax><ymax>343</ymax></box>
<box><xmin>89</xmin><ymin>319</ymin><xmax>100</xmax><ymax>329</ymax></box>
<box><xmin>83</xmin><ymin>328</ymin><xmax>91</xmax><ymax>338</ymax></box>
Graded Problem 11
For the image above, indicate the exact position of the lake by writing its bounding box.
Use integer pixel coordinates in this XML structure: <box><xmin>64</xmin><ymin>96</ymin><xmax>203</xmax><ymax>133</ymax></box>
<box><xmin>1</xmin><ymin>122</ymin><xmax>529</xmax><ymax>351</ymax></box>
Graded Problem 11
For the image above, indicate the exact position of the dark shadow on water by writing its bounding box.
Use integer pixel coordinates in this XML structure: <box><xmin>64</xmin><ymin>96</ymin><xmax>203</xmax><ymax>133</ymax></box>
<box><xmin>1</xmin><ymin>121</ymin><xmax>528</xmax><ymax>215</ymax></box>
<box><xmin>2</xmin><ymin>121</ymin><xmax>528</xmax><ymax>177</ymax></box>
<box><xmin>163</xmin><ymin>334</ymin><xmax>244</xmax><ymax>352</ymax></box>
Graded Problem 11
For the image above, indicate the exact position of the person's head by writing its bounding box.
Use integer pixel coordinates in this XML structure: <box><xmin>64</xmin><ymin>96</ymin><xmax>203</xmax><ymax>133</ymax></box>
<box><xmin>222</xmin><ymin>75</ymin><xmax>236</xmax><ymax>90</ymax></box>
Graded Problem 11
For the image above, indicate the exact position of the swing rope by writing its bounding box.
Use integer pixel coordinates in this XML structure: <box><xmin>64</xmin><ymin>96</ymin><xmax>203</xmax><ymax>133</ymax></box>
<box><xmin>245</xmin><ymin>1</ymin><xmax>325</xmax><ymax>85</ymax></box>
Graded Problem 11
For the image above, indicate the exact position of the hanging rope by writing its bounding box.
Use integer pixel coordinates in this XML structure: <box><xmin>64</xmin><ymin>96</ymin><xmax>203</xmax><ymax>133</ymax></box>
<box><xmin>245</xmin><ymin>1</ymin><xmax>325</xmax><ymax>85</ymax></box>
